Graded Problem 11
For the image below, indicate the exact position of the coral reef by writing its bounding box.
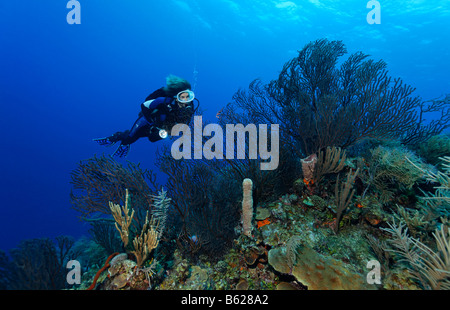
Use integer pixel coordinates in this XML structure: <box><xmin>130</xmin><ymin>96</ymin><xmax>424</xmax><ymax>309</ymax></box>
<box><xmin>66</xmin><ymin>147</ymin><xmax>449</xmax><ymax>291</ymax></box>
<box><xmin>68</xmin><ymin>142</ymin><xmax>449</xmax><ymax>292</ymax></box>
<box><xmin>45</xmin><ymin>39</ymin><xmax>450</xmax><ymax>292</ymax></box>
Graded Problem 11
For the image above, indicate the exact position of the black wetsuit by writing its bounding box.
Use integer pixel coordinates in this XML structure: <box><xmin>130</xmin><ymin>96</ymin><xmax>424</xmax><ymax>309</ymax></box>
<box><xmin>94</xmin><ymin>87</ymin><xmax>195</xmax><ymax>157</ymax></box>
<box><xmin>115</xmin><ymin>88</ymin><xmax>194</xmax><ymax>145</ymax></box>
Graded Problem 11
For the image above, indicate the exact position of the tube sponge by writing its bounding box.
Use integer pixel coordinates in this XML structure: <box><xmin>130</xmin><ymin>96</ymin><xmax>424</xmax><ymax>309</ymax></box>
<box><xmin>242</xmin><ymin>178</ymin><xmax>253</xmax><ymax>237</ymax></box>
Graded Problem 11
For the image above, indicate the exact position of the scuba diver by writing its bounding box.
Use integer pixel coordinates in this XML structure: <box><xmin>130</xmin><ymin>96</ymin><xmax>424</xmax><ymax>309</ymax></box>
<box><xmin>93</xmin><ymin>75</ymin><xmax>197</xmax><ymax>157</ymax></box>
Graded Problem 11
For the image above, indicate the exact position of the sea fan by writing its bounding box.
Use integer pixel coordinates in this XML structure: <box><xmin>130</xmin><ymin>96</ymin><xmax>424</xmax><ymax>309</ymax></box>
<box><xmin>382</xmin><ymin>220</ymin><xmax>450</xmax><ymax>290</ymax></box>
<box><xmin>151</xmin><ymin>189</ymin><xmax>171</xmax><ymax>236</ymax></box>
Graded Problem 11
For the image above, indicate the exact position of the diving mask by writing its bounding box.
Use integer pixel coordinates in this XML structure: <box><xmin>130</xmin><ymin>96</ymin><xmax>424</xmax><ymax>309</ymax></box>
<box><xmin>175</xmin><ymin>89</ymin><xmax>195</xmax><ymax>104</ymax></box>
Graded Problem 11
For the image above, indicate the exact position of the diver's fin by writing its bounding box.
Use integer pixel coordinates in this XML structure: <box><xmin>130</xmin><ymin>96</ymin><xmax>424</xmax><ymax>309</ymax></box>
<box><xmin>93</xmin><ymin>137</ymin><xmax>117</xmax><ymax>147</ymax></box>
<box><xmin>93</xmin><ymin>132</ymin><xmax>126</xmax><ymax>147</ymax></box>
<box><xmin>113</xmin><ymin>144</ymin><xmax>130</xmax><ymax>158</ymax></box>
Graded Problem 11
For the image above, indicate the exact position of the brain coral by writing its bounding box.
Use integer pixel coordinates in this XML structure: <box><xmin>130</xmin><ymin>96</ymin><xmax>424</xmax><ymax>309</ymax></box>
<box><xmin>268</xmin><ymin>245</ymin><xmax>374</xmax><ymax>290</ymax></box>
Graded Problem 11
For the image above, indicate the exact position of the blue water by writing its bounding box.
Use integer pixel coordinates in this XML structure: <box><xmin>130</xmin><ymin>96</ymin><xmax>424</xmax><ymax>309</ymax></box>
<box><xmin>0</xmin><ymin>0</ymin><xmax>449</xmax><ymax>252</ymax></box>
